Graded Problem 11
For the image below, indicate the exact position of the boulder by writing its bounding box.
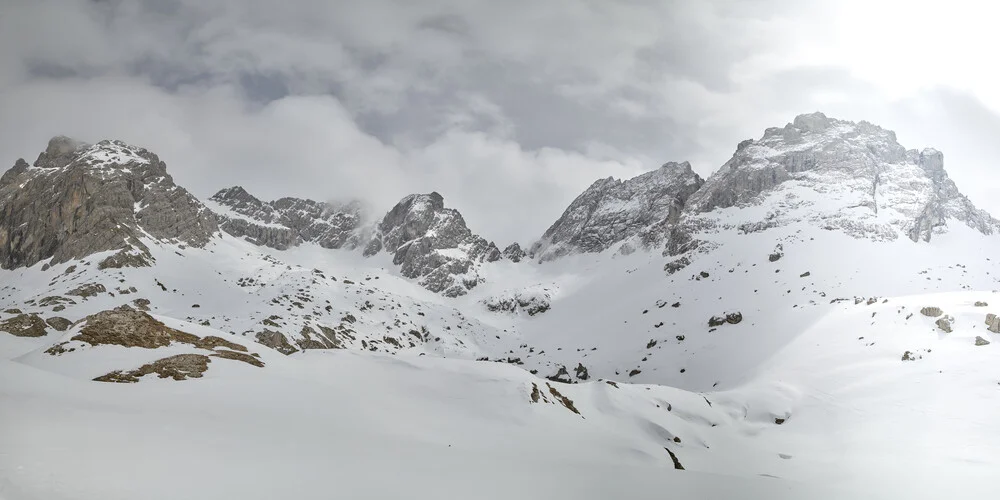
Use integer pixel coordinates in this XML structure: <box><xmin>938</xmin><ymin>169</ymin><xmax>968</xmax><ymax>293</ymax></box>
<box><xmin>0</xmin><ymin>313</ymin><xmax>48</xmax><ymax>337</ymax></box>
<box><xmin>920</xmin><ymin>306</ymin><xmax>943</xmax><ymax>317</ymax></box>
<box><xmin>975</xmin><ymin>336</ymin><xmax>991</xmax><ymax>346</ymax></box>
<box><xmin>986</xmin><ymin>313</ymin><xmax>1000</xmax><ymax>334</ymax></box>
<box><xmin>935</xmin><ymin>316</ymin><xmax>953</xmax><ymax>333</ymax></box>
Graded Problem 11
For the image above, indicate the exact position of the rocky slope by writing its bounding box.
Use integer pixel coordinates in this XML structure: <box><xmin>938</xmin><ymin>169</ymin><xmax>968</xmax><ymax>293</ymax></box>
<box><xmin>362</xmin><ymin>192</ymin><xmax>506</xmax><ymax>296</ymax></box>
<box><xmin>531</xmin><ymin>162</ymin><xmax>704</xmax><ymax>261</ymax></box>
<box><xmin>0</xmin><ymin>136</ymin><xmax>218</xmax><ymax>271</ymax></box>
<box><xmin>682</xmin><ymin>112</ymin><xmax>1000</xmax><ymax>244</ymax></box>
<box><xmin>207</xmin><ymin>186</ymin><xmax>368</xmax><ymax>250</ymax></box>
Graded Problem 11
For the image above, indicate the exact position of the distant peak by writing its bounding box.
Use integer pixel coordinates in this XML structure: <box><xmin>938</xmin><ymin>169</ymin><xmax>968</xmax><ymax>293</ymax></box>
<box><xmin>212</xmin><ymin>185</ymin><xmax>254</xmax><ymax>201</ymax></box>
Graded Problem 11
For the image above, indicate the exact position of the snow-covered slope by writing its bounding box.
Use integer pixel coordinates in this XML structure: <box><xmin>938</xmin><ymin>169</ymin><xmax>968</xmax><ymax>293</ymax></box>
<box><xmin>3</xmin><ymin>113</ymin><xmax>1000</xmax><ymax>499</ymax></box>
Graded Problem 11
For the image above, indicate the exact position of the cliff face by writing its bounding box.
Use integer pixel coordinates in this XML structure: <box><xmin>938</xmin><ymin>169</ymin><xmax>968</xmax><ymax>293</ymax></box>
<box><xmin>0</xmin><ymin>136</ymin><xmax>218</xmax><ymax>270</ymax></box>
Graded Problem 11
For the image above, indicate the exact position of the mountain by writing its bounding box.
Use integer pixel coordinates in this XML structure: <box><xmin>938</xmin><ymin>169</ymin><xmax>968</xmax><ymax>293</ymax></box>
<box><xmin>3</xmin><ymin>114</ymin><xmax>1000</xmax><ymax>499</ymax></box>
<box><xmin>682</xmin><ymin>112</ymin><xmax>999</xmax><ymax>244</ymax></box>
<box><xmin>207</xmin><ymin>186</ymin><xmax>368</xmax><ymax>250</ymax></box>
<box><xmin>530</xmin><ymin>161</ymin><xmax>704</xmax><ymax>261</ymax></box>
<box><xmin>0</xmin><ymin>136</ymin><xmax>218</xmax><ymax>271</ymax></box>
<box><xmin>362</xmin><ymin>192</ymin><xmax>505</xmax><ymax>296</ymax></box>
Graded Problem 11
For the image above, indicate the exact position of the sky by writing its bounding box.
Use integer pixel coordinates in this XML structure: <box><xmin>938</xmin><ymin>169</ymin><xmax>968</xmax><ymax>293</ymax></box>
<box><xmin>1</xmin><ymin>0</ymin><xmax>999</xmax><ymax>244</ymax></box>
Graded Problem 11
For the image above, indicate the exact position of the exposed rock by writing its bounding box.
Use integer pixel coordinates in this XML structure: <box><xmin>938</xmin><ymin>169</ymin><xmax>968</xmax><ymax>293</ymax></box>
<box><xmin>501</xmin><ymin>243</ymin><xmax>526</xmax><ymax>263</ymax></box>
<box><xmin>725</xmin><ymin>312</ymin><xmax>743</xmax><ymax>325</ymax></box>
<box><xmin>920</xmin><ymin>306</ymin><xmax>943</xmax><ymax>317</ymax></box>
<box><xmin>675</xmin><ymin>113</ymin><xmax>1000</xmax><ymax>246</ymax></box>
<box><xmin>362</xmin><ymin>192</ymin><xmax>501</xmax><ymax>296</ymax></box>
<box><xmin>211</xmin><ymin>349</ymin><xmax>265</xmax><ymax>367</ymax></box>
<box><xmin>45</xmin><ymin>316</ymin><xmax>73</xmax><ymax>332</ymax></box>
<box><xmin>546</xmin><ymin>365</ymin><xmax>572</xmax><ymax>383</ymax></box>
<box><xmin>483</xmin><ymin>288</ymin><xmax>552</xmax><ymax>316</ymax></box>
<box><xmin>98</xmin><ymin>248</ymin><xmax>152</xmax><ymax>270</ymax></box>
<box><xmin>986</xmin><ymin>313</ymin><xmax>1000</xmax><ymax>333</ymax></box>
<box><xmin>664</xmin><ymin>448</ymin><xmax>685</xmax><ymax>470</ymax></box>
<box><xmin>72</xmin><ymin>306</ymin><xmax>196</xmax><ymax>348</ymax></box>
<box><xmin>975</xmin><ymin>301</ymin><xmax>989</xmax><ymax>307</ymax></box>
<box><xmin>0</xmin><ymin>137</ymin><xmax>218</xmax><ymax>270</ymax></box>
<box><xmin>935</xmin><ymin>316</ymin><xmax>953</xmax><ymax>333</ymax></box>
<box><xmin>574</xmin><ymin>363</ymin><xmax>589</xmax><ymax>381</ymax></box>
<box><xmin>208</xmin><ymin>186</ymin><xmax>368</xmax><ymax>251</ymax></box>
<box><xmin>708</xmin><ymin>316</ymin><xmax>726</xmax><ymax>327</ymax></box>
<box><xmin>255</xmin><ymin>329</ymin><xmax>298</xmax><ymax>355</ymax></box>
<box><xmin>663</xmin><ymin>256</ymin><xmax>692</xmax><ymax>275</ymax></box>
<box><xmin>68</xmin><ymin>283</ymin><xmax>107</xmax><ymax>298</ymax></box>
<box><xmin>546</xmin><ymin>383</ymin><xmax>580</xmax><ymax>415</ymax></box>
<box><xmin>94</xmin><ymin>354</ymin><xmax>211</xmax><ymax>383</ymax></box>
<box><xmin>768</xmin><ymin>244</ymin><xmax>784</xmax><ymax>262</ymax></box>
<box><xmin>37</xmin><ymin>296</ymin><xmax>75</xmax><ymax>308</ymax></box>
<box><xmin>975</xmin><ymin>336</ymin><xmax>991</xmax><ymax>346</ymax></box>
<box><xmin>0</xmin><ymin>313</ymin><xmax>48</xmax><ymax>337</ymax></box>
<box><xmin>901</xmin><ymin>351</ymin><xmax>915</xmax><ymax>361</ymax></box>
<box><xmin>531</xmin><ymin>162</ymin><xmax>704</xmax><ymax>261</ymax></box>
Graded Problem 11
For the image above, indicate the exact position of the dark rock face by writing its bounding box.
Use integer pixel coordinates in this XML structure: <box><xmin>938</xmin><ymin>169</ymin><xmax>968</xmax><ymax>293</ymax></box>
<box><xmin>363</xmin><ymin>192</ymin><xmax>503</xmax><ymax>296</ymax></box>
<box><xmin>0</xmin><ymin>313</ymin><xmax>48</xmax><ymax>337</ymax></box>
<box><xmin>531</xmin><ymin>162</ymin><xmax>704</xmax><ymax>261</ymax></box>
<box><xmin>0</xmin><ymin>137</ymin><xmax>218</xmax><ymax>270</ymax></box>
<box><xmin>209</xmin><ymin>186</ymin><xmax>368</xmax><ymax>251</ymax></box>
<box><xmin>502</xmin><ymin>243</ymin><xmax>526</xmax><ymax>263</ymax></box>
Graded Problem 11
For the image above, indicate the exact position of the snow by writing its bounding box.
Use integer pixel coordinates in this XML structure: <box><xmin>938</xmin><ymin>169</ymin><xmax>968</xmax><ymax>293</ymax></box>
<box><xmin>4</xmin><ymin>119</ymin><xmax>1000</xmax><ymax>498</ymax></box>
<box><xmin>203</xmin><ymin>199</ymin><xmax>288</xmax><ymax>229</ymax></box>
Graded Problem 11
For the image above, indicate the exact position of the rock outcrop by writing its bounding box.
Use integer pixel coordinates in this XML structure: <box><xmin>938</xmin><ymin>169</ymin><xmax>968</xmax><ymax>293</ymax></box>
<box><xmin>683</xmin><ymin>112</ymin><xmax>1000</xmax><ymax>242</ymax></box>
<box><xmin>531</xmin><ymin>162</ymin><xmax>704</xmax><ymax>261</ymax></box>
<box><xmin>0</xmin><ymin>137</ymin><xmax>218</xmax><ymax>270</ymax></box>
<box><xmin>363</xmin><ymin>192</ymin><xmax>502</xmax><ymax>296</ymax></box>
<box><xmin>483</xmin><ymin>287</ymin><xmax>552</xmax><ymax>316</ymax></box>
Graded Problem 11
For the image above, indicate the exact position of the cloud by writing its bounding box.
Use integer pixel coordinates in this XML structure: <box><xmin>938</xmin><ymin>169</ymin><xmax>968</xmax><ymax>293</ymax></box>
<box><xmin>2</xmin><ymin>0</ymin><xmax>1000</xmax><ymax>244</ymax></box>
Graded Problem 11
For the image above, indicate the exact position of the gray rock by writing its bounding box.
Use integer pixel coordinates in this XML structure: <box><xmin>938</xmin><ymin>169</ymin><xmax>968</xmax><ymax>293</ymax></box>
<box><xmin>209</xmin><ymin>186</ymin><xmax>368</xmax><ymax>251</ymax></box>
<box><xmin>975</xmin><ymin>336</ymin><xmax>991</xmax><ymax>346</ymax></box>
<box><xmin>483</xmin><ymin>289</ymin><xmax>552</xmax><ymax>316</ymax></box>
<box><xmin>921</xmin><ymin>306</ymin><xmax>943</xmax><ymax>317</ymax></box>
<box><xmin>680</xmin><ymin>113</ymin><xmax>1000</xmax><ymax>244</ymax></box>
<box><xmin>363</xmin><ymin>192</ymin><xmax>501</xmax><ymax>296</ymax></box>
<box><xmin>986</xmin><ymin>313</ymin><xmax>1000</xmax><ymax>333</ymax></box>
<box><xmin>531</xmin><ymin>162</ymin><xmax>704</xmax><ymax>261</ymax></box>
<box><xmin>0</xmin><ymin>137</ymin><xmax>218</xmax><ymax>270</ymax></box>
<box><xmin>0</xmin><ymin>313</ymin><xmax>48</xmax><ymax>337</ymax></box>
<box><xmin>45</xmin><ymin>316</ymin><xmax>73</xmax><ymax>332</ymax></box>
<box><xmin>975</xmin><ymin>301</ymin><xmax>989</xmax><ymax>307</ymax></box>
<box><xmin>501</xmin><ymin>243</ymin><xmax>526</xmax><ymax>263</ymax></box>
<box><xmin>935</xmin><ymin>316</ymin><xmax>953</xmax><ymax>333</ymax></box>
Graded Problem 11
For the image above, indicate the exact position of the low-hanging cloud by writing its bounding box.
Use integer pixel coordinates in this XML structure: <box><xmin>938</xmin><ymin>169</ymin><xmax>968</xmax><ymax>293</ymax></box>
<box><xmin>1</xmin><ymin>0</ymin><xmax>998</xmax><ymax>244</ymax></box>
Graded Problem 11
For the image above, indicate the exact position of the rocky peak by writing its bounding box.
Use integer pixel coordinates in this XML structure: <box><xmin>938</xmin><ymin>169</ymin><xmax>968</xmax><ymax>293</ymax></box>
<box><xmin>363</xmin><ymin>192</ymin><xmax>502</xmax><ymax>296</ymax></box>
<box><xmin>208</xmin><ymin>186</ymin><xmax>367</xmax><ymax>251</ymax></box>
<box><xmin>531</xmin><ymin>161</ymin><xmax>704</xmax><ymax>261</ymax></box>
<box><xmin>0</xmin><ymin>136</ymin><xmax>218</xmax><ymax>270</ymax></box>
<box><xmin>683</xmin><ymin>112</ymin><xmax>999</xmax><ymax>242</ymax></box>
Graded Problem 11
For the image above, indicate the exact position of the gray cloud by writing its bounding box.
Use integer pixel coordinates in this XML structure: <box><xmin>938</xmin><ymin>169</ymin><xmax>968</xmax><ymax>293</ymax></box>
<box><xmin>1</xmin><ymin>0</ymin><xmax>999</xmax><ymax>244</ymax></box>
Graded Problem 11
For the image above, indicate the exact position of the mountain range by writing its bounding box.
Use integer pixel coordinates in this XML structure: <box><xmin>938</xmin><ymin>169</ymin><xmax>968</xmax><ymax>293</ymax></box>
<box><xmin>2</xmin><ymin>112</ymin><xmax>999</xmax><ymax>499</ymax></box>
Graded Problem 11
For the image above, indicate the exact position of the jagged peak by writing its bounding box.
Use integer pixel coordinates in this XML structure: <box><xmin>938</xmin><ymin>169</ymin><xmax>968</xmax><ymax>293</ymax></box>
<box><xmin>212</xmin><ymin>185</ymin><xmax>255</xmax><ymax>200</ymax></box>
<box><xmin>32</xmin><ymin>136</ymin><xmax>157</xmax><ymax>171</ymax></box>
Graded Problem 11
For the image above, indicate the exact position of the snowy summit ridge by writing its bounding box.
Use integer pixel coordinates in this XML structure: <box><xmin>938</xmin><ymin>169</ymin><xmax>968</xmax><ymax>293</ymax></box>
<box><xmin>683</xmin><ymin>112</ymin><xmax>999</xmax><ymax>244</ymax></box>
